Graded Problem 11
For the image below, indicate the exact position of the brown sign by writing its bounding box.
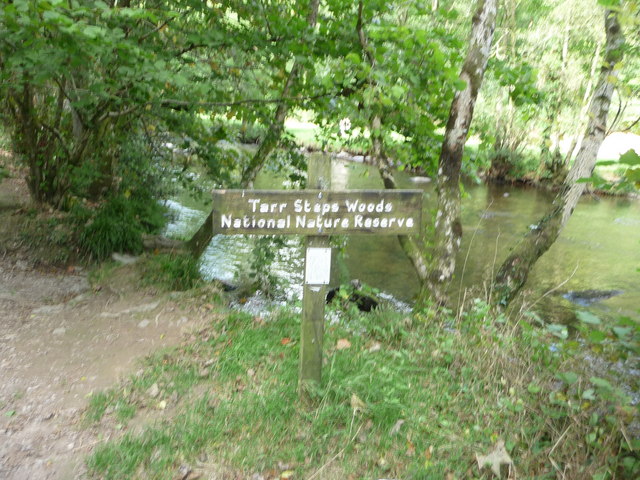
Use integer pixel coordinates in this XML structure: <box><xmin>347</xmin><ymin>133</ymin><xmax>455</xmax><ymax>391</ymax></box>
<box><xmin>212</xmin><ymin>189</ymin><xmax>423</xmax><ymax>235</ymax></box>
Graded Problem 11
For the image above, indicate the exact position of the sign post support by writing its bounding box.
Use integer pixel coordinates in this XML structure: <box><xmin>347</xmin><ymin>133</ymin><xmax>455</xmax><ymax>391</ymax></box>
<box><xmin>298</xmin><ymin>155</ymin><xmax>331</xmax><ymax>399</ymax></box>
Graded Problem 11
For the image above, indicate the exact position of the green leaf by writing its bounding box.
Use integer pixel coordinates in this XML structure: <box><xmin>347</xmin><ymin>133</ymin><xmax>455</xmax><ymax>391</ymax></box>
<box><xmin>582</xmin><ymin>389</ymin><xmax>596</xmax><ymax>400</ymax></box>
<box><xmin>576</xmin><ymin>311</ymin><xmax>601</xmax><ymax>325</ymax></box>
<box><xmin>590</xmin><ymin>377</ymin><xmax>613</xmax><ymax>390</ymax></box>
<box><xmin>588</xmin><ymin>330</ymin><xmax>607</xmax><ymax>343</ymax></box>
<box><xmin>612</xmin><ymin>326</ymin><xmax>632</xmax><ymax>338</ymax></box>
<box><xmin>556</xmin><ymin>371</ymin><xmax>579</xmax><ymax>385</ymax></box>
<box><xmin>618</xmin><ymin>149</ymin><xmax>640</xmax><ymax>166</ymax></box>
<box><xmin>345</xmin><ymin>52</ymin><xmax>361</xmax><ymax>65</ymax></box>
<box><xmin>453</xmin><ymin>78</ymin><xmax>467</xmax><ymax>91</ymax></box>
<box><xmin>527</xmin><ymin>383</ymin><xmax>541</xmax><ymax>394</ymax></box>
<box><xmin>624</xmin><ymin>167</ymin><xmax>640</xmax><ymax>184</ymax></box>
<box><xmin>546</xmin><ymin>323</ymin><xmax>568</xmax><ymax>339</ymax></box>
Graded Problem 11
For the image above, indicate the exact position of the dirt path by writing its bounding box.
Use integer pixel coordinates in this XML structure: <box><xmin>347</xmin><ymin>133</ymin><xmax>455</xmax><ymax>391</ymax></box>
<box><xmin>0</xmin><ymin>177</ymin><xmax>210</xmax><ymax>479</ymax></box>
<box><xmin>0</xmin><ymin>255</ymin><xmax>212</xmax><ymax>479</ymax></box>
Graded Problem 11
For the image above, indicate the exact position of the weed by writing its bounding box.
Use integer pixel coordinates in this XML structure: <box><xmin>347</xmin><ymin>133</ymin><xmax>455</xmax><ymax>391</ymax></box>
<box><xmin>141</xmin><ymin>253</ymin><xmax>202</xmax><ymax>291</ymax></box>
<box><xmin>85</xmin><ymin>301</ymin><xmax>638</xmax><ymax>480</ymax></box>
<box><xmin>76</xmin><ymin>194</ymin><xmax>167</xmax><ymax>261</ymax></box>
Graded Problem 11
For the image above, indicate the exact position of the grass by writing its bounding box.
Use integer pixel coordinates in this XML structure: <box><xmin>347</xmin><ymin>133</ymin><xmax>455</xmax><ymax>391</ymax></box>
<box><xmin>140</xmin><ymin>253</ymin><xmax>203</xmax><ymax>291</ymax></box>
<box><xmin>83</xmin><ymin>299</ymin><xmax>639</xmax><ymax>480</ymax></box>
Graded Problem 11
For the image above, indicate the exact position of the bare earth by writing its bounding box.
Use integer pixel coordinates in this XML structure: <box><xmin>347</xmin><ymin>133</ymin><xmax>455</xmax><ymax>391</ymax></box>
<box><xmin>0</xmin><ymin>176</ymin><xmax>209</xmax><ymax>479</ymax></box>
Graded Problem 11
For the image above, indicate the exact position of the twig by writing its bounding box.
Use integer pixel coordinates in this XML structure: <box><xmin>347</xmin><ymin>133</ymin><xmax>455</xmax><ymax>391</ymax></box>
<box><xmin>456</xmin><ymin>200</ymin><xmax>493</xmax><ymax>314</ymax></box>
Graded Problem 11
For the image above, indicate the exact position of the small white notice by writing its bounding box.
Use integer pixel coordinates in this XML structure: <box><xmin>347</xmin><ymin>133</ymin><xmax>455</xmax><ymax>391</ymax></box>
<box><xmin>304</xmin><ymin>247</ymin><xmax>332</xmax><ymax>285</ymax></box>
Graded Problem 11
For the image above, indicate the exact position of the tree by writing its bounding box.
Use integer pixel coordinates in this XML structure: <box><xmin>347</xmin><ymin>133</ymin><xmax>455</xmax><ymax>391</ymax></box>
<box><xmin>427</xmin><ymin>0</ymin><xmax>498</xmax><ymax>305</ymax></box>
<box><xmin>492</xmin><ymin>7</ymin><xmax>625</xmax><ymax>306</ymax></box>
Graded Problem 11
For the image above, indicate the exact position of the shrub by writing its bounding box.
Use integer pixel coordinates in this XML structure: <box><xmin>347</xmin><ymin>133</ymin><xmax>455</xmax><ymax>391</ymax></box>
<box><xmin>77</xmin><ymin>194</ymin><xmax>167</xmax><ymax>261</ymax></box>
<box><xmin>142</xmin><ymin>253</ymin><xmax>201</xmax><ymax>291</ymax></box>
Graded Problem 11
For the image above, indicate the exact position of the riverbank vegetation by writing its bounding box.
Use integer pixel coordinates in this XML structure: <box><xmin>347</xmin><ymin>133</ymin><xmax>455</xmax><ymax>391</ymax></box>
<box><xmin>82</xmin><ymin>262</ymin><xmax>638</xmax><ymax>479</ymax></box>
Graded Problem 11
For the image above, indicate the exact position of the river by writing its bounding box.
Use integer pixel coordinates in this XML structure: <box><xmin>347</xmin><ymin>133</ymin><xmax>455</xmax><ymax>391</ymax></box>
<box><xmin>164</xmin><ymin>156</ymin><xmax>640</xmax><ymax>324</ymax></box>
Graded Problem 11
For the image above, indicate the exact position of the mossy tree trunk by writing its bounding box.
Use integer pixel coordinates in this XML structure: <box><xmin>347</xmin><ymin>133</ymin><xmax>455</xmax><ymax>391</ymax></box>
<box><xmin>428</xmin><ymin>0</ymin><xmax>497</xmax><ymax>305</ymax></box>
<box><xmin>492</xmin><ymin>10</ymin><xmax>624</xmax><ymax>307</ymax></box>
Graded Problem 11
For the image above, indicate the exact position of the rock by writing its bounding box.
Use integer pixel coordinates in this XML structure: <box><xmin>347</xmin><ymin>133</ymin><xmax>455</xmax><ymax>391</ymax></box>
<box><xmin>111</xmin><ymin>253</ymin><xmax>139</xmax><ymax>265</ymax></box>
<box><xmin>33</xmin><ymin>304</ymin><xmax>64</xmax><ymax>315</ymax></box>
<box><xmin>52</xmin><ymin>327</ymin><xmax>66</xmax><ymax>336</ymax></box>
<box><xmin>138</xmin><ymin>319</ymin><xmax>150</xmax><ymax>328</ymax></box>
<box><xmin>562</xmin><ymin>289</ymin><xmax>623</xmax><ymax>306</ymax></box>
<box><xmin>409</xmin><ymin>176</ymin><xmax>432</xmax><ymax>183</ymax></box>
<box><xmin>326</xmin><ymin>279</ymin><xmax>379</xmax><ymax>312</ymax></box>
<box><xmin>147</xmin><ymin>383</ymin><xmax>160</xmax><ymax>398</ymax></box>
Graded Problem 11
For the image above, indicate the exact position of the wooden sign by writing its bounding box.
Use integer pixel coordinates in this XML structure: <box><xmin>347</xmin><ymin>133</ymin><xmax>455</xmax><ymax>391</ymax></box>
<box><xmin>211</xmin><ymin>189</ymin><xmax>423</xmax><ymax>235</ymax></box>
<box><xmin>208</xmin><ymin>158</ymin><xmax>424</xmax><ymax>402</ymax></box>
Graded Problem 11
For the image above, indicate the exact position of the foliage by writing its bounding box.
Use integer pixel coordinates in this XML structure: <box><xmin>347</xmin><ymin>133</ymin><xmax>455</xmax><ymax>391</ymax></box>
<box><xmin>76</xmin><ymin>193</ymin><xmax>166</xmax><ymax>261</ymax></box>
<box><xmin>141</xmin><ymin>253</ymin><xmax>202</xmax><ymax>292</ymax></box>
<box><xmin>84</xmin><ymin>300</ymin><xmax>638</xmax><ymax>479</ymax></box>
<box><xmin>583</xmin><ymin>148</ymin><xmax>640</xmax><ymax>192</ymax></box>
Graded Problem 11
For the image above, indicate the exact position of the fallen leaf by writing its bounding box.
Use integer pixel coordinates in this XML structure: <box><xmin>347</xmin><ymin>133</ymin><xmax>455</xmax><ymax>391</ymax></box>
<box><xmin>280</xmin><ymin>470</ymin><xmax>294</xmax><ymax>479</ymax></box>
<box><xmin>424</xmin><ymin>445</ymin><xmax>433</xmax><ymax>461</ymax></box>
<box><xmin>475</xmin><ymin>439</ymin><xmax>513</xmax><ymax>478</ymax></box>
<box><xmin>157</xmin><ymin>400</ymin><xmax>167</xmax><ymax>410</ymax></box>
<box><xmin>350</xmin><ymin>393</ymin><xmax>367</xmax><ymax>413</ymax></box>
<box><xmin>376</xmin><ymin>457</ymin><xmax>390</xmax><ymax>471</ymax></box>
<box><xmin>281</xmin><ymin>337</ymin><xmax>292</xmax><ymax>346</ymax></box>
<box><xmin>406</xmin><ymin>440</ymin><xmax>415</xmax><ymax>457</ymax></box>
<box><xmin>336</xmin><ymin>338</ymin><xmax>351</xmax><ymax>350</ymax></box>
<box><xmin>368</xmin><ymin>341</ymin><xmax>382</xmax><ymax>353</ymax></box>
<box><xmin>247</xmin><ymin>368</ymin><xmax>256</xmax><ymax>377</ymax></box>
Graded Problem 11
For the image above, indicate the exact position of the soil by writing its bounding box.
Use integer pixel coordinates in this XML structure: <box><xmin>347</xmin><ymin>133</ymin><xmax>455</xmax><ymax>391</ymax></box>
<box><xmin>0</xmin><ymin>173</ymin><xmax>213</xmax><ymax>479</ymax></box>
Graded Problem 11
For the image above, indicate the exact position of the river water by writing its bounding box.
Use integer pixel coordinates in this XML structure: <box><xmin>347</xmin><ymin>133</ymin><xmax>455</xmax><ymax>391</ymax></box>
<box><xmin>164</xmin><ymin>157</ymin><xmax>640</xmax><ymax>323</ymax></box>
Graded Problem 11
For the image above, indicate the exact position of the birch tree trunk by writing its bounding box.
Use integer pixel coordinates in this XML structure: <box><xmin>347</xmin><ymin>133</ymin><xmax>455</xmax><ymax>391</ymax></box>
<box><xmin>186</xmin><ymin>0</ymin><xmax>320</xmax><ymax>257</ymax></box>
<box><xmin>492</xmin><ymin>10</ymin><xmax>624</xmax><ymax>306</ymax></box>
<box><xmin>428</xmin><ymin>0</ymin><xmax>497</xmax><ymax>305</ymax></box>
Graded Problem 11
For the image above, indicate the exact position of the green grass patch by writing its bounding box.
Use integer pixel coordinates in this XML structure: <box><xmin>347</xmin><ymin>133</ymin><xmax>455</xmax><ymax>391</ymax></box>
<box><xmin>140</xmin><ymin>253</ymin><xmax>203</xmax><ymax>291</ymax></box>
<box><xmin>85</xmin><ymin>303</ymin><xmax>639</xmax><ymax>480</ymax></box>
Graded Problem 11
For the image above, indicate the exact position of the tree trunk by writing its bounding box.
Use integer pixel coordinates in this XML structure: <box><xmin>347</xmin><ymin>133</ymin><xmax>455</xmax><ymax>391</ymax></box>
<box><xmin>428</xmin><ymin>0</ymin><xmax>497</xmax><ymax>305</ymax></box>
<box><xmin>564</xmin><ymin>41</ymin><xmax>602</xmax><ymax>165</ymax></box>
<box><xmin>492</xmin><ymin>10</ymin><xmax>624</xmax><ymax>307</ymax></box>
<box><xmin>186</xmin><ymin>0</ymin><xmax>320</xmax><ymax>257</ymax></box>
<box><xmin>239</xmin><ymin>0</ymin><xmax>320</xmax><ymax>188</ymax></box>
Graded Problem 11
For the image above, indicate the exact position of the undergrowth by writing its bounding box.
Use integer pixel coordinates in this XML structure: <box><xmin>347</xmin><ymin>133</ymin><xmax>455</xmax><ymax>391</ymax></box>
<box><xmin>75</xmin><ymin>194</ymin><xmax>167</xmax><ymax>261</ymax></box>
<box><xmin>84</xmin><ymin>302</ymin><xmax>639</xmax><ymax>480</ymax></box>
<box><xmin>141</xmin><ymin>253</ymin><xmax>202</xmax><ymax>291</ymax></box>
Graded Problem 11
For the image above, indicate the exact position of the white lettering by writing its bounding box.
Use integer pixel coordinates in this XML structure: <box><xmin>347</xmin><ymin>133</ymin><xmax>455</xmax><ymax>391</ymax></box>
<box><xmin>221</xmin><ymin>214</ymin><xmax>232</xmax><ymax>228</ymax></box>
<box><xmin>248</xmin><ymin>199</ymin><xmax>260</xmax><ymax>212</ymax></box>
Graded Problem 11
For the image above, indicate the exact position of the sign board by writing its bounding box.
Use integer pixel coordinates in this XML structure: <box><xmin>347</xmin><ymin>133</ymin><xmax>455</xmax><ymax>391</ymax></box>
<box><xmin>304</xmin><ymin>247</ymin><xmax>332</xmax><ymax>285</ymax></box>
<box><xmin>209</xmin><ymin>164</ymin><xmax>425</xmax><ymax>400</ymax></box>
<box><xmin>211</xmin><ymin>189</ymin><xmax>423</xmax><ymax>236</ymax></box>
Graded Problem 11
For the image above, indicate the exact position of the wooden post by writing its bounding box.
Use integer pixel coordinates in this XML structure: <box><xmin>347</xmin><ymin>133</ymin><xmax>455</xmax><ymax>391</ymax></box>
<box><xmin>298</xmin><ymin>155</ymin><xmax>331</xmax><ymax>400</ymax></box>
